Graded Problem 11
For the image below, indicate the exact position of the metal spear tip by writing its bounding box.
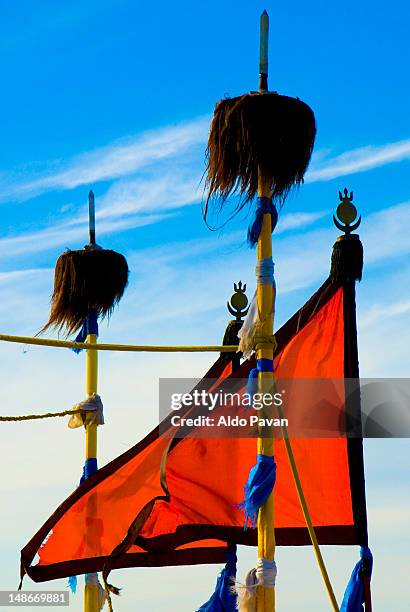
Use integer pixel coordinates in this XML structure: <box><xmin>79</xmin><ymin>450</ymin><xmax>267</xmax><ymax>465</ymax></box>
<box><xmin>260</xmin><ymin>9</ymin><xmax>269</xmax><ymax>25</ymax></box>
<box><xmin>259</xmin><ymin>9</ymin><xmax>269</xmax><ymax>92</ymax></box>
<box><xmin>260</xmin><ymin>10</ymin><xmax>269</xmax><ymax>30</ymax></box>
<box><xmin>88</xmin><ymin>189</ymin><xmax>97</xmax><ymax>247</ymax></box>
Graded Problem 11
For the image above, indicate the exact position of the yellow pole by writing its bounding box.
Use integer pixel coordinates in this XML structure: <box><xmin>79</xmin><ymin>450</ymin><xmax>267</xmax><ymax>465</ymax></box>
<box><xmin>84</xmin><ymin>331</ymin><xmax>100</xmax><ymax>612</ymax></box>
<box><xmin>256</xmin><ymin>175</ymin><xmax>275</xmax><ymax>612</ymax></box>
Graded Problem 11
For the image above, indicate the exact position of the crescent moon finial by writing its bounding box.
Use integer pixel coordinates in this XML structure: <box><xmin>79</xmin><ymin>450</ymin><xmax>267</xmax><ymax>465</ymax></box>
<box><xmin>333</xmin><ymin>187</ymin><xmax>361</xmax><ymax>234</ymax></box>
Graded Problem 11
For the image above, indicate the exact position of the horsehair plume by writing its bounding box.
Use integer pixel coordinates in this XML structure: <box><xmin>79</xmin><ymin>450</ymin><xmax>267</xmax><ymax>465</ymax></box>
<box><xmin>330</xmin><ymin>235</ymin><xmax>363</xmax><ymax>283</ymax></box>
<box><xmin>41</xmin><ymin>248</ymin><xmax>129</xmax><ymax>336</ymax></box>
<box><xmin>204</xmin><ymin>92</ymin><xmax>316</xmax><ymax>220</ymax></box>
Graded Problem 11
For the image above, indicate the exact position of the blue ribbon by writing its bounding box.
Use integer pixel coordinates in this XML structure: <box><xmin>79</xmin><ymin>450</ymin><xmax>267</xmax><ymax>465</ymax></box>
<box><xmin>238</xmin><ymin>454</ymin><xmax>276</xmax><ymax>528</ymax></box>
<box><xmin>68</xmin><ymin>575</ymin><xmax>77</xmax><ymax>594</ymax></box>
<box><xmin>72</xmin><ymin>311</ymin><xmax>99</xmax><ymax>354</ymax></box>
<box><xmin>197</xmin><ymin>547</ymin><xmax>237</xmax><ymax>612</ymax></box>
<box><xmin>247</xmin><ymin>358</ymin><xmax>274</xmax><ymax>397</ymax></box>
<box><xmin>247</xmin><ymin>197</ymin><xmax>278</xmax><ymax>248</ymax></box>
<box><xmin>341</xmin><ymin>546</ymin><xmax>373</xmax><ymax>611</ymax></box>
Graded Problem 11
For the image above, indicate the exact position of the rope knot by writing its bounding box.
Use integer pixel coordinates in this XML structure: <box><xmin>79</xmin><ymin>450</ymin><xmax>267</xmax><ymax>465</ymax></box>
<box><xmin>254</xmin><ymin>334</ymin><xmax>277</xmax><ymax>351</ymax></box>
<box><xmin>255</xmin><ymin>257</ymin><xmax>275</xmax><ymax>286</ymax></box>
<box><xmin>68</xmin><ymin>393</ymin><xmax>104</xmax><ymax>429</ymax></box>
<box><xmin>256</xmin><ymin>558</ymin><xmax>277</xmax><ymax>588</ymax></box>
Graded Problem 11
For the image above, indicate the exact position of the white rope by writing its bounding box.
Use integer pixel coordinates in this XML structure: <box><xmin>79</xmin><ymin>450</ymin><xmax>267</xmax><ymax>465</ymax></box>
<box><xmin>236</xmin><ymin>558</ymin><xmax>277</xmax><ymax>611</ymax></box>
<box><xmin>237</xmin><ymin>259</ymin><xmax>276</xmax><ymax>359</ymax></box>
<box><xmin>237</xmin><ymin>292</ymin><xmax>258</xmax><ymax>359</ymax></box>
<box><xmin>255</xmin><ymin>557</ymin><xmax>277</xmax><ymax>588</ymax></box>
<box><xmin>255</xmin><ymin>258</ymin><xmax>275</xmax><ymax>286</ymax></box>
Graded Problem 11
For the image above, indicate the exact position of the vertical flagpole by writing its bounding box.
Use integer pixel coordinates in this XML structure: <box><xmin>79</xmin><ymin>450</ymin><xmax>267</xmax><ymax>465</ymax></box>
<box><xmin>84</xmin><ymin>338</ymin><xmax>99</xmax><ymax>612</ymax></box>
<box><xmin>256</xmin><ymin>10</ymin><xmax>276</xmax><ymax>612</ymax></box>
<box><xmin>84</xmin><ymin>190</ymin><xmax>100</xmax><ymax>612</ymax></box>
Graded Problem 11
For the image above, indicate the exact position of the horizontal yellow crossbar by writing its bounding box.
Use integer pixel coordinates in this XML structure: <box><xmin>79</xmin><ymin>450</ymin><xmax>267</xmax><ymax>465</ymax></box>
<box><xmin>0</xmin><ymin>333</ymin><xmax>238</xmax><ymax>353</ymax></box>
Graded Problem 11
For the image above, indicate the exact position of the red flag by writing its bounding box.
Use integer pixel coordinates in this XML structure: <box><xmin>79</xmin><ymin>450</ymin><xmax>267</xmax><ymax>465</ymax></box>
<box><xmin>21</xmin><ymin>278</ymin><xmax>368</xmax><ymax>583</ymax></box>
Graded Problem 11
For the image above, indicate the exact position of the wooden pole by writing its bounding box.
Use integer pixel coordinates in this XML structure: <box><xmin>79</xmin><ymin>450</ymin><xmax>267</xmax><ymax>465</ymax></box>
<box><xmin>255</xmin><ymin>11</ymin><xmax>276</xmax><ymax>611</ymax></box>
<box><xmin>84</xmin><ymin>331</ymin><xmax>100</xmax><ymax>612</ymax></box>
<box><xmin>84</xmin><ymin>190</ymin><xmax>100</xmax><ymax>612</ymax></box>
<box><xmin>255</xmin><ymin>175</ymin><xmax>275</xmax><ymax>612</ymax></box>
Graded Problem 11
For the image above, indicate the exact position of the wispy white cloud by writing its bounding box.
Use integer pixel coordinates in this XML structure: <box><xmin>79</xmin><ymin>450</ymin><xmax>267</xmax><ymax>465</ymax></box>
<box><xmin>360</xmin><ymin>299</ymin><xmax>410</xmax><ymax>328</ymax></box>
<box><xmin>307</xmin><ymin>139</ymin><xmax>410</xmax><ymax>182</ymax></box>
<box><xmin>0</xmin><ymin>268</ymin><xmax>49</xmax><ymax>283</ymax></box>
<box><xmin>1</xmin><ymin>198</ymin><xmax>410</xmax><ymax>328</ymax></box>
<box><xmin>102</xmin><ymin>200</ymin><xmax>410</xmax><ymax>338</ymax></box>
<box><xmin>97</xmin><ymin>171</ymin><xmax>202</xmax><ymax>219</ymax></box>
<box><xmin>0</xmin><ymin>209</ymin><xmax>328</xmax><ymax>337</ymax></box>
<box><xmin>0</xmin><ymin>205</ymin><xmax>324</xmax><ymax>263</ymax></box>
<box><xmin>359</xmin><ymin>201</ymin><xmax>410</xmax><ymax>263</ymax></box>
<box><xmin>0</xmin><ymin>117</ymin><xmax>208</xmax><ymax>202</ymax></box>
<box><xmin>275</xmin><ymin>210</ymin><xmax>328</xmax><ymax>232</ymax></box>
<box><xmin>0</xmin><ymin>212</ymin><xmax>173</xmax><ymax>260</ymax></box>
<box><xmin>1</xmin><ymin>113</ymin><xmax>409</xmax><ymax>209</ymax></box>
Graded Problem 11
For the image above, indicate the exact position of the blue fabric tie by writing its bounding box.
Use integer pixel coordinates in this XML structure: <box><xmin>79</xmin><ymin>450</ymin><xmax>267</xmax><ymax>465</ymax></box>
<box><xmin>341</xmin><ymin>546</ymin><xmax>373</xmax><ymax>611</ymax></box>
<box><xmin>247</xmin><ymin>197</ymin><xmax>278</xmax><ymax>248</ymax></box>
<box><xmin>197</xmin><ymin>547</ymin><xmax>237</xmax><ymax>611</ymax></box>
<box><xmin>68</xmin><ymin>576</ymin><xmax>77</xmax><ymax>594</ymax></box>
<box><xmin>247</xmin><ymin>358</ymin><xmax>274</xmax><ymax>397</ymax></box>
<box><xmin>69</xmin><ymin>458</ymin><xmax>99</xmax><ymax>590</ymax></box>
<box><xmin>238</xmin><ymin>454</ymin><xmax>276</xmax><ymax>528</ymax></box>
<box><xmin>80</xmin><ymin>457</ymin><xmax>98</xmax><ymax>484</ymax></box>
<box><xmin>72</xmin><ymin>311</ymin><xmax>99</xmax><ymax>354</ymax></box>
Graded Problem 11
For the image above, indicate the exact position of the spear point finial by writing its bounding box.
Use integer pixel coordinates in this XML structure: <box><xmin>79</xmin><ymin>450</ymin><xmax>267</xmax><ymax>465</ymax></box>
<box><xmin>259</xmin><ymin>10</ymin><xmax>269</xmax><ymax>92</ymax></box>
<box><xmin>88</xmin><ymin>189</ymin><xmax>96</xmax><ymax>246</ymax></box>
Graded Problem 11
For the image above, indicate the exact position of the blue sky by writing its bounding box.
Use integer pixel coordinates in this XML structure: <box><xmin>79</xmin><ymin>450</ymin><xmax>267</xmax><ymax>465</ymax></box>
<box><xmin>0</xmin><ymin>1</ymin><xmax>409</xmax><ymax>610</ymax></box>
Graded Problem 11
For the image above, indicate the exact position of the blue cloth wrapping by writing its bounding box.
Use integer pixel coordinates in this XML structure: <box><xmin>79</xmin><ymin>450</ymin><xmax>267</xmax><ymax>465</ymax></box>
<box><xmin>238</xmin><ymin>454</ymin><xmax>276</xmax><ymax>528</ymax></box>
<box><xmin>247</xmin><ymin>197</ymin><xmax>278</xmax><ymax>248</ymax></box>
<box><xmin>70</xmin><ymin>459</ymin><xmax>99</xmax><ymax>590</ymax></box>
<box><xmin>246</xmin><ymin>358</ymin><xmax>274</xmax><ymax>397</ymax></box>
<box><xmin>72</xmin><ymin>311</ymin><xmax>99</xmax><ymax>353</ymax></box>
<box><xmin>341</xmin><ymin>546</ymin><xmax>373</xmax><ymax>611</ymax></box>
<box><xmin>197</xmin><ymin>547</ymin><xmax>237</xmax><ymax>612</ymax></box>
<box><xmin>69</xmin><ymin>459</ymin><xmax>99</xmax><ymax>591</ymax></box>
<box><xmin>80</xmin><ymin>457</ymin><xmax>98</xmax><ymax>484</ymax></box>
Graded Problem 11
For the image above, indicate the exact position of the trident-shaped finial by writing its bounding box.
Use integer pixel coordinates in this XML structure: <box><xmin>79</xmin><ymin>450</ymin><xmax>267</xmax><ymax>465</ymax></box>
<box><xmin>227</xmin><ymin>281</ymin><xmax>249</xmax><ymax>321</ymax></box>
<box><xmin>333</xmin><ymin>188</ymin><xmax>361</xmax><ymax>234</ymax></box>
